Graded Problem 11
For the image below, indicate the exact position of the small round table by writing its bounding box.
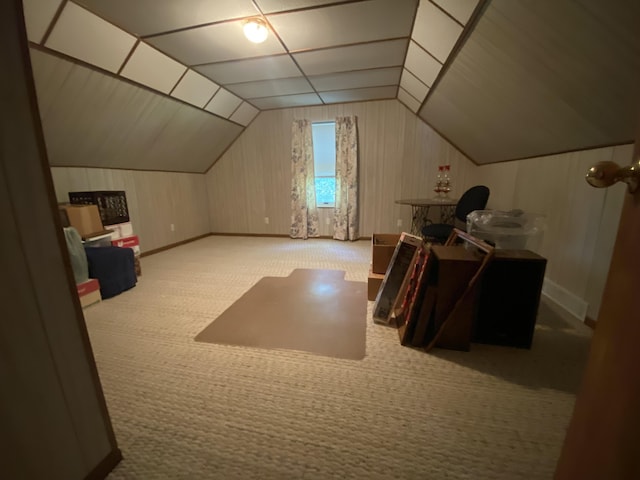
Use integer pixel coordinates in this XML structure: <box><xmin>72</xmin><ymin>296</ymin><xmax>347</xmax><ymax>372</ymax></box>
<box><xmin>395</xmin><ymin>197</ymin><xmax>458</xmax><ymax>235</ymax></box>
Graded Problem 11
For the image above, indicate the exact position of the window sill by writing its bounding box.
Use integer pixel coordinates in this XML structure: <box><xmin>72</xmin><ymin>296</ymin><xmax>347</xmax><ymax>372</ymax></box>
<box><xmin>318</xmin><ymin>204</ymin><xmax>335</xmax><ymax>209</ymax></box>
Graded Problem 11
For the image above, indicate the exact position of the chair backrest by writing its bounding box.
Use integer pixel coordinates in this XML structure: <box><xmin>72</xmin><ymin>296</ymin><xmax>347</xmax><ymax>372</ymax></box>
<box><xmin>454</xmin><ymin>185</ymin><xmax>490</xmax><ymax>222</ymax></box>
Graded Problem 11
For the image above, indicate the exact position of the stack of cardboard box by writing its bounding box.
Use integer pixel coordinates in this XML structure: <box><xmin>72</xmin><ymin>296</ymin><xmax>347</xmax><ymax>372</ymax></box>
<box><xmin>60</xmin><ymin>204</ymin><xmax>109</xmax><ymax>308</ymax></box>
<box><xmin>368</xmin><ymin>233</ymin><xmax>401</xmax><ymax>301</ymax></box>
<box><xmin>60</xmin><ymin>201</ymin><xmax>142</xmax><ymax>306</ymax></box>
<box><xmin>68</xmin><ymin>190</ymin><xmax>141</xmax><ymax>276</ymax></box>
<box><xmin>108</xmin><ymin>222</ymin><xmax>141</xmax><ymax>276</ymax></box>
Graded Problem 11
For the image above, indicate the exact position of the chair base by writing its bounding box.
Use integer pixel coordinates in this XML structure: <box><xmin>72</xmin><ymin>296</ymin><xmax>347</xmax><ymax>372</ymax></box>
<box><xmin>421</xmin><ymin>223</ymin><xmax>454</xmax><ymax>244</ymax></box>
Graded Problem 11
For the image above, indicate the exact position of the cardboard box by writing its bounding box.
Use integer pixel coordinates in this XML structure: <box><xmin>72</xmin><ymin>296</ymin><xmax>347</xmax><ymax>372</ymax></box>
<box><xmin>368</xmin><ymin>269</ymin><xmax>385</xmax><ymax>301</ymax></box>
<box><xmin>62</xmin><ymin>204</ymin><xmax>111</xmax><ymax>240</ymax></box>
<box><xmin>68</xmin><ymin>190</ymin><xmax>129</xmax><ymax>226</ymax></box>
<box><xmin>107</xmin><ymin>221</ymin><xmax>134</xmax><ymax>240</ymax></box>
<box><xmin>76</xmin><ymin>278</ymin><xmax>101</xmax><ymax>308</ymax></box>
<box><xmin>371</xmin><ymin>233</ymin><xmax>401</xmax><ymax>274</ymax></box>
<box><xmin>112</xmin><ymin>235</ymin><xmax>140</xmax><ymax>256</ymax></box>
<box><xmin>112</xmin><ymin>235</ymin><xmax>141</xmax><ymax>275</ymax></box>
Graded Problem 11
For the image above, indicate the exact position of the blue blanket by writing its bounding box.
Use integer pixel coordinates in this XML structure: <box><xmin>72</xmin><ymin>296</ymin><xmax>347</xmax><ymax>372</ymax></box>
<box><xmin>84</xmin><ymin>246</ymin><xmax>137</xmax><ymax>299</ymax></box>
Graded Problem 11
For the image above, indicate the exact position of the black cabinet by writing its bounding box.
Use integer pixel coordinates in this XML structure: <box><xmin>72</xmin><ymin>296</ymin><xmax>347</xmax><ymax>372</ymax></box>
<box><xmin>474</xmin><ymin>250</ymin><xmax>547</xmax><ymax>349</ymax></box>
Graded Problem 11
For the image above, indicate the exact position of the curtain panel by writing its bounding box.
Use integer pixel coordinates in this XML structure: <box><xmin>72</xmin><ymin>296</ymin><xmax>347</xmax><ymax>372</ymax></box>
<box><xmin>333</xmin><ymin>116</ymin><xmax>359</xmax><ymax>241</ymax></box>
<box><xmin>290</xmin><ymin>119</ymin><xmax>319</xmax><ymax>239</ymax></box>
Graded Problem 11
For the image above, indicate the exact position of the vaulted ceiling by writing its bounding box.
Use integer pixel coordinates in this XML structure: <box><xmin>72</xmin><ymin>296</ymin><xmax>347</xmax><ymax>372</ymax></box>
<box><xmin>21</xmin><ymin>0</ymin><xmax>639</xmax><ymax>172</ymax></box>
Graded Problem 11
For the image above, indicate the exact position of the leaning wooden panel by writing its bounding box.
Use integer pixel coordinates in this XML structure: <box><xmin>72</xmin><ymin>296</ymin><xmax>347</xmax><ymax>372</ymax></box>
<box><xmin>410</xmin><ymin>284</ymin><xmax>438</xmax><ymax>348</ymax></box>
<box><xmin>423</xmin><ymin>229</ymin><xmax>495</xmax><ymax>352</ymax></box>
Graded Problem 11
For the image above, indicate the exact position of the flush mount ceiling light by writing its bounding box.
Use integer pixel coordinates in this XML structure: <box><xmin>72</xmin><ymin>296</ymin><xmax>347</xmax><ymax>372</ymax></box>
<box><xmin>243</xmin><ymin>18</ymin><xmax>268</xmax><ymax>44</ymax></box>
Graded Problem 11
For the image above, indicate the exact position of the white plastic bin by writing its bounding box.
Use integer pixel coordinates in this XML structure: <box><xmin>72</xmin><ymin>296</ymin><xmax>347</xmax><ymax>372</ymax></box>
<box><xmin>467</xmin><ymin>210</ymin><xmax>546</xmax><ymax>251</ymax></box>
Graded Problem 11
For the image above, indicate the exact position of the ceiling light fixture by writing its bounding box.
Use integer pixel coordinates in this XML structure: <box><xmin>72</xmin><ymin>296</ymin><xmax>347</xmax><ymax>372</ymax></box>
<box><xmin>243</xmin><ymin>18</ymin><xmax>268</xmax><ymax>44</ymax></box>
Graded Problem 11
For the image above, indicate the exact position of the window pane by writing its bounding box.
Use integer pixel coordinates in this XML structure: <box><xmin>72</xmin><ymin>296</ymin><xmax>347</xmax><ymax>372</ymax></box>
<box><xmin>315</xmin><ymin>177</ymin><xmax>335</xmax><ymax>206</ymax></box>
<box><xmin>312</xmin><ymin>122</ymin><xmax>336</xmax><ymax>177</ymax></box>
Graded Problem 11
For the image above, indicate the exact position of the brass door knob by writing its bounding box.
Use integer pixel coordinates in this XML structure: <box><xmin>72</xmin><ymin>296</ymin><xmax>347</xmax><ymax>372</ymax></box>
<box><xmin>586</xmin><ymin>160</ymin><xmax>640</xmax><ymax>194</ymax></box>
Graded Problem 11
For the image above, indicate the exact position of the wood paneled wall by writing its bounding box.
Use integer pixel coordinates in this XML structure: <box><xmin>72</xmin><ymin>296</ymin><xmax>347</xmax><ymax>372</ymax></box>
<box><xmin>205</xmin><ymin>99</ymin><xmax>477</xmax><ymax>236</ymax></box>
<box><xmin>474</xmin><ymin>144</ymin><xmax>630</xmax><ymax>319</ymax></box>
<box><xmin>50</xmin><ymin>167</ymin><xmax>210</xmax><ymax>252</ymax></box>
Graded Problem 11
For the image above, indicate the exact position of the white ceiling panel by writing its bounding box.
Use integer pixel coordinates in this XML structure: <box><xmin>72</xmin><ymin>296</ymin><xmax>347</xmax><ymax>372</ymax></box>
<box><xmin>147</xmin><ymin>20</ymin><xmax>287</xmax><ymax>66</ymax></box>
<box><xmin>319</xmin><ymin>85</ymin><xmax>397</xmax><ymax>104</ymax></box>
<box><xmin>250</xmin><ymin>93</ymin><xmax>323</xmax><ymax>109</ymax></box>
<box><xmin>405</xmin><ymin>41</ymin><xmax>442</xmax><ymax>87</ymax></box>
<box><xmin>400</xmin><ymin>69</ymin><xmax>429</xmax><ymax>101</ymax></box>
<box><xmin>309</xmin><ymin>67</ymin><xmax>402</xmax><ymax>91</ymax></box>
<box><xmin>433</xmin><ymin>0</ymin><xmax>479</xmax><ymax>25</ymax></box>
<box><xmin>45</xmin><ymin>2</ymin><xmax>136</xmax><ymax>73</ymax></box>
<box><xmin>226</xmin><ymin>77</ymin><xmax>315</xmax><ymax>99</ymax></box>
<box><xmin>267</xmin><ymin>0</ymin><xmax>417</xmax><ymax>51</ymax></box>
<box><xmin>205</xmin><ymin>89</ymin><xmax>243</xmax><ymax>118</ymax></box>
<box><xmin>75</xmin><ymin>0</ymin><xmax>259</xmax><ymax>36</ymax></box>
<box><xmin>397</xmin><ymin>87</ymin><xmax>421</xmax><ymax>112</ymax></box>
<box><xmin>196</xmin><ymin>55</ymin><xmax>302</xmax><ymax>85</ymax></box>
<box><xmin>257</xmin><ymin>0</ymin><xmax>344</xmax><ymax>13</ymax></box>
<box><xmin>412</xmin><ymin>0</ymin><xmax>463</xmax><ymax>63</ymax></box>
<box><xmin>22</xmin><ymin>0</ymin><xmax>62</xmax><ymax>43</ymax></box>
<box><xmin>121</xmin><ymin>43</ymin><xmax>187</xmax><ymax>94</ymax></box>
<box><xmin>293</xmin><ymin>39</ymin><xmax>408</xmax><ymax>76</ymax></box>
<box><xmin>229</xmin><ymin>102</ymin><xmax>260</xmax><ymax>126</ymax></box>
<box><xmin>171</xmin><ymin>70</ymin><xmax>220</xmax><ymax>108</ymax></box>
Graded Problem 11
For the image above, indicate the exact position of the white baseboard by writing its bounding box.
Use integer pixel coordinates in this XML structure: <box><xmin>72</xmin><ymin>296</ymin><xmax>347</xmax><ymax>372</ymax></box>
<box><xmin>541</xmin><ymin>277</ymin><xmax>588</xmax><ymax>322</ymax></box>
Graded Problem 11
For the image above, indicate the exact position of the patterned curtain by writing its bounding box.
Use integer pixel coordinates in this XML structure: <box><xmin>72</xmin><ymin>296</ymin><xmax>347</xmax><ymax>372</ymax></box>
<box><xmin>290</xmin><ymin>119</ymin><xmax>319</xmax><ymax>239</ymax></box>
<box><xmin>333</xmin><ymin>116</ymin><xmax>359</xmax><ymax>241</ymax></box>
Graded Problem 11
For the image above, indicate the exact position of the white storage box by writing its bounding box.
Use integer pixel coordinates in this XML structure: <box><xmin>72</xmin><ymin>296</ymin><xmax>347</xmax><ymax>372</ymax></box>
<box><xmin>107</xmin><ymin>222</ymin><xmax>134</xmax><ymax>240</ymax></box>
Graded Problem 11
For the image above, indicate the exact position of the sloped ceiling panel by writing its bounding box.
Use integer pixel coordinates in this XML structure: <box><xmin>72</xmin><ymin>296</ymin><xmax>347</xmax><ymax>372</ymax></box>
<box><xmin>195</xmin><ymin>55</ymin><xmax>302</xmax><ymax>85</ymax></box>
<box><xmin>292</xmin><ymin>39</ymin><xmax>408</xmax><ymax>76</ymax></box>
<box><xmin>256</xmin><ymin>0</ymin><xmax>344</xmax><ymax>14</ymax></box>
<box><xmin>75</xmin><ymin>0</ymin><xmax>260</xmax><ymax>36</ymax></box>
<box><xmin>30</xmin><ymin>48</ymin><xmax>243</xmax><ymax>173</ymax></box>
<box><xmin>266</xmin><ymin>0</ymin><xmax>416</xmax><ymax>51</ymax></box>
<box><xmin>419</xmin><ymin>0</ymin><xmax>640</xmax><ymax>164</ymax></box>
<box><xmin>146</xmin><ymin>20</ymin><xmax>288</xmax><ymax>65</ymax></box>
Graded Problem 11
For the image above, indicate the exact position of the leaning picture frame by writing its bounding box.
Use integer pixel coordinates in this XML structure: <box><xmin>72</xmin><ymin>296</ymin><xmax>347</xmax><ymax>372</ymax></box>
<box><xmin>372</xmin><ymin>232</ymin><xmax>424</xmax><ymax>326</ymax></box>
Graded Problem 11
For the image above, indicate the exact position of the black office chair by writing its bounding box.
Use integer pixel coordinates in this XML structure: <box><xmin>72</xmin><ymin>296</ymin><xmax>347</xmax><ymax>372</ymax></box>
<box><xmin>421</xmin><ymin>185</ymin><xmax>490</xmax><ymax>244</ymax></box>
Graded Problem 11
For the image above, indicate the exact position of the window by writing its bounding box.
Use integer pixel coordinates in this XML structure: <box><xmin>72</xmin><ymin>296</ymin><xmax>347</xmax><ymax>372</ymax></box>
<box><xmin>312</xmin><ymin>121</ymin><xmax>336</xmax><ymax>208</ymax></box>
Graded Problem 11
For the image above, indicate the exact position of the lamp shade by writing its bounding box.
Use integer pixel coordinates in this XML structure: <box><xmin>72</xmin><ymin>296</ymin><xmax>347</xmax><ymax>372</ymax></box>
<box><xmin>243</xmin><ymin>18</ymin><xmax>268</xmax><ymax>43</ymax></box>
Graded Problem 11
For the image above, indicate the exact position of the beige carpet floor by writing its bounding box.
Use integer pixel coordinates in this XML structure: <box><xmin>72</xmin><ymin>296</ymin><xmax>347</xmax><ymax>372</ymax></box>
<box><xmin>83</xmin><ymin>236</ymin><xmax>592</xmax><ymax>479</ymax></box>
